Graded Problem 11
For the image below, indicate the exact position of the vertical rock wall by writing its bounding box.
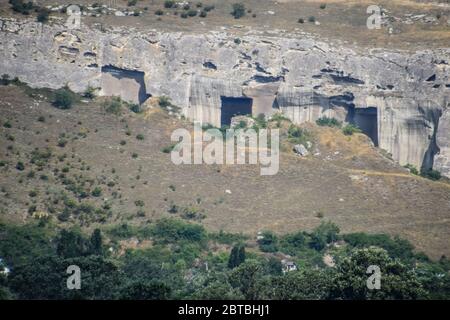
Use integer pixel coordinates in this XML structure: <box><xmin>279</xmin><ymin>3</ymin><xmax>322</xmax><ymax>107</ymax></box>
<box><xmin>0</xmin><ymin>18</ymin><xmax>449</xmax><ymax>176</ymax></box>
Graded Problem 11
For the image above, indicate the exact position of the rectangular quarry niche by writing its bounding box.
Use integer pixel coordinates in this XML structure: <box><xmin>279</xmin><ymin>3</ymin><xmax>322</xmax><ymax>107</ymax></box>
<box><xmin>101</xmin><ymin>65</ymin><xmax>150</xmax><ymax>104</ymax></box>
<box><xmin>354</xmin><ymin>107</ymin><xmax>378</xmax><ymax>146</ymax></box>
<box><xmin>220</xmin><ymin>96</ymin><xmax>253</xmax><ymax>126</ymax></box>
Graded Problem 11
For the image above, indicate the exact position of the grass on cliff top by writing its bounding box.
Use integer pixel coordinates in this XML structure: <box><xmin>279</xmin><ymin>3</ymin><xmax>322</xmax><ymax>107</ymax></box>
<box><xmin>1</xmin><ymin>0</ymin><xmax>448</xmax><ymax>50</ymax></box>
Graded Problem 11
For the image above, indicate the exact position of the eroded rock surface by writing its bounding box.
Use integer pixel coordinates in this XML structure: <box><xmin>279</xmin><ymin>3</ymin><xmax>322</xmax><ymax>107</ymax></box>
<box><xmin>0</xmin><ymin>18</ymin><xmax>449</xmax><ymax>175</ymax></box>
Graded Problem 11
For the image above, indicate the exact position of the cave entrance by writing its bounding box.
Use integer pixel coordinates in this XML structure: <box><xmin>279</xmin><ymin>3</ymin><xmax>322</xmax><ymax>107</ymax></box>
<box><xmin>101</xmin><ymin>65</ymin><xmax>151</xmax><ymax>104</ymax></box>
<box><xmin>354</xmin><ymin>107</ymin><xmax>378</xmax><ymax>146</ymax></box>
<box><xmin>220</xmin><ymin>96</ymin><xmax>253</xmax><ymax>126</ymax></box>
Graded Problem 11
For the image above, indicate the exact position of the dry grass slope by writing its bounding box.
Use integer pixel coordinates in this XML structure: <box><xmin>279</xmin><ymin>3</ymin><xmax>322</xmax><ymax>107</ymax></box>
<box><xmin>1</xmin><ymin>85</ymin><xmax>450</xmax><ymax>259</ymax></box>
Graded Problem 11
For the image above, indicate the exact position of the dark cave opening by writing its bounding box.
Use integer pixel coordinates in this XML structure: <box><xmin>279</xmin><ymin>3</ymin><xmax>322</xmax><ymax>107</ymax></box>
<box><xmin>220</xmin><ymin>96</ymin><xmax>253</xmax><ymax>126</ymax></box>
<box><xmin>353</xmin><ymin>107</ymin><xmax>378</xmax><ymax>146</ymax></box>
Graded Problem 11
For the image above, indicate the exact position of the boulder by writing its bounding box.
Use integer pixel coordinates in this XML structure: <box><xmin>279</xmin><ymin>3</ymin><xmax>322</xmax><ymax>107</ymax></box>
<box><xmin>294</xmin><ymin>144</ymin><xmax>309</xmax><ymax>157</ymax></box>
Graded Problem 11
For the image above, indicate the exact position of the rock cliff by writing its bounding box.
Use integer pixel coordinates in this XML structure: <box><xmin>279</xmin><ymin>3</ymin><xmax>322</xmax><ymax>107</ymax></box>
<box><xmin>0</xmin><ymin>18</ymin><xmax>449</xmax><ymax>175</ymax></box>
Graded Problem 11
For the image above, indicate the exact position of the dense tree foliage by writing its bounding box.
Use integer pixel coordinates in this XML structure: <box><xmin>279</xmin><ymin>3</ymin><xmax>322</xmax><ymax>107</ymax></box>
<box><xmin>0</xmin><ymin>219</ymin><xmax>449</xmax><ymax>300</ymax></box>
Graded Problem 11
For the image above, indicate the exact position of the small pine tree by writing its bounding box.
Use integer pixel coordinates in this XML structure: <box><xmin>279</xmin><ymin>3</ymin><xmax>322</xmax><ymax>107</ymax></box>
<box><xmin>89</xmin><ymin>229</ymin><xmax>103</xmax><ymax>255</ymax></box>
<box><xmin>228</xmin><ymin>244</ymin><xmax>246</xmax><ymax>268</ymax></box>
<box><xmin>237</xmin><ymin>245</ymin><xmax>246</xmax><ymax>265</ymax></box>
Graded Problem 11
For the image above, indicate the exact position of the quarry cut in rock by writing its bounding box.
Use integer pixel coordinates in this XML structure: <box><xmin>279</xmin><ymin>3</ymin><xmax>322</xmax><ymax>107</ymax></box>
<box><xmin>0</xmin><ymin>18</ymin><xmax>449</xmax><ymax>176</ymax></box>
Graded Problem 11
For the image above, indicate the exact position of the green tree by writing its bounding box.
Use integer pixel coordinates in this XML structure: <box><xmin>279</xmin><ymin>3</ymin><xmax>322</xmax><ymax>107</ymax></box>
<box><xmin>258</xmin><ymin>231</ymin><xmax>278</xmax><ymax>252</ymax></box>
<box><xmin>228</xmin><ymin>244</ymin><xmax>246</xmax><ymax>269</ymax></box>
<box><xmin>331</xmin><ymin>247</ymin><xmax>427</xmax><ymax>299</ymax></box>
<box><xmin>56</xmin><ymin>229</ymin><xmax>86</xmax><ymax>258</ymax></box>
<box><xmin>89</xmin><ymin>229</ymin><xmax>103</xmax><ymax>255</ymax></box>
<box><xmin>309</xmin><ymin>221</ymin><xmax>340</xmax><ymax>251</ymax></box>
<box><xmin>119</xmin><ymin>280</ymin><xmax>171</xmax><ymax>300</ymax></box>
<box><xmin>192</xmin><ymin>275</ymin><xmax>244</xmax><ymax>300</ymax></box>
<box><xmin>269</xmin><ymin>268</ymin><xmax>334</xmax><ymax>299</ymax></box>
<box><xmin>266</xmin><ymin>257</ymin><xmax>283</xmax><ymax>276</ymax></box>
<box><xmin>229</xmin><ymin>260</ymin><xmax>265</xmax><ymax>299</ymax></box>
<box><xmin>8</xmin><ymin>255</ymin><xmax>121</xmax><ymax>299</ymax></box>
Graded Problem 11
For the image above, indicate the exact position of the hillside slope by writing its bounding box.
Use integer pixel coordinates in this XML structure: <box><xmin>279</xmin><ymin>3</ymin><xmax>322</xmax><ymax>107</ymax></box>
<box><xmin>1</xmin><ymin>84</ymin><xmax>449</xmax><ymax>258</ymax></box>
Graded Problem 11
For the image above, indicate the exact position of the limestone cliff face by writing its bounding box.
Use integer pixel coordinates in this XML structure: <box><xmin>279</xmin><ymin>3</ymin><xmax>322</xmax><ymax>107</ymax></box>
<box><xmin>0</xmin><ymin>18</ymin><xmax>449</xmax><ymax>176</ymax></box>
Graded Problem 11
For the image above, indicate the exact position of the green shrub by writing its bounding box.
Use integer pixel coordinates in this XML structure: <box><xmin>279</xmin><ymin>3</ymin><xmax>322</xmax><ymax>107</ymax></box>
<box><xmin>164</xmin><ymin>0</ymin><xmax>175</xmax><ymax>8</ymax></box>
<box><xmin>16</xmin><ymin>161</ymin><xmax>25</xmax><ymax>171</ymax></box>
<box><xmin>343</xmin><ymin>233</ymin><xmax>415</xmax><ymax>261</ymax></box>
<box><xmin>403</xmin><ymin>164</ymin><xmax>419</xmax><ymax>175</ymax></box>
<box><xmin>91</xmin><ymin>187</ymin><xmax>102</xmax><ymax>197</ymax></box>
<box><xmin>342</xmin><ymin>124</ymin><xmax>362</xmax><ymax>136</ymax></box>
<box><xmin>129</xmin><ymin>103</ymin><xmax>141</xmax><ymax>113</ymax></box>
<box><xmin>136</xmin><ymin>134</ymin><xmax>144</xmax><ymax>141</ymax></box>
<box><xmin>103</xmin><ymin>96</ymin><xmax>123</xmax><ymax>115</ymax></box>
<box><xmin>158</xmin><ymin>96</ymin><xmax>171</xmax><ymax>109</ymax></box>
<box><xmin>155</xmin><ymin>9</ymin><xmax>164</xmax><ymax>15</ymax></box>
<box><xmin>231</xmin><ymin>3</ymin><xmax>246</xmax><ymax>19</ymax></box>
<box><xmin>83</xmin><ymin>85</ymin><xmax>97</xmax><ymax>99</ymax></box>
<box><xmin>288</xmin><ymin>124</ymin><xmax>302</xmax><ymax>139</ymax></box>
<box><xmin>316</xmin><ymin>116</ymin><xmax>342</xmax><ymax>128</ymax></box>
<box><xmin>3</xmin><ymin>120</ymin><xmax>12</xmax><ymax>128</ymax></box>
<box><xmin>135</xmin><ymin>200</ymin><xmax>145</xmax><ymax>207</ymax></box>
<box><xmin>57</xmin><ymin>138</ymin><xmax>67</xmax><ymax>148</ymax></box>
<box><xmin>204</xmin><ymin>5</ymin><xmax>215</xmax><ymax>12</ymax></box>
<box><xmin>279</xmin><ymin>231</ymin><xmax>308</xmax><ymax>255</ymax></box>
<box><xmin>28</xmin><ymin>190</ymin><xmax>37</xmax><ymax>197</ymax></box>
<box><xmin>180</xmin><ymin>12</ymin><xmax>188</xmax><ymax>18</ymax></box>
<box><xmin>258</xmin><ymin>231</ymin><xmax>278</xmax><ymax>252</ymax></box>
<box><xmin>153</xmin><ymin>218</ymin><xmax>206</xmax><ymax>244</ymax></box>
<box><xmin>199</xmin><ymin>10</ymin><xmax>207</xmax><ymax>18</ymax></box>
<box><xmin>308</xmin><ymin>221</ymin><xmax>340</xmax><ymax>251</ymax></box>
<box><xmin>37</xmin><ymin>8</ymin><xmax>50</xmax><ymax>23</ymax></box>
<box><xmin>1</xmin><ymin>74</ymin><xmax>10</xmax><ymax>85</ymax></box>
<box><xmin>161</xmin><ymin>144</ymin><xmax>176</xmax><ymax>153</ymax></box>
<box><xmin>308</xmin><ymin>16</ymin><xmax>316</xmax><ymax>23</ymax></box>
<box><xmin>298</xmin><ymin>18</ymin><xmax>304</xmax><ymax>24</ymax></box>
<box><xmin>181</xmin><ymin>207</ymin><xmax>206</xmax><ymax>221</ymax></box>
<box><xmin>420</xmin><ymin>168</ymin><xmax>441</xmax><ymax>181</ymax></box>
<box><xmin>53</xmin><ymin>87</ymin><xmax>75</xmax><ymax>109</ymax></box>
<box><xmin>320</xmin><ymin>4</ymin><xmax>327</xmax><ymax>9</ymax></box>
<box><xmin>9</xmin><ymin>0</ymin><xmax>35</xmax><ymax>15</ymax></box>
<box><xmin>287</xmin><ymin>124</ymin><xmax>312</xmax><ymax>145</ymax></box>
<box><xmin>187</xmin><ymin>9</ymin><xmax>197</xmax><ymax>17</ymax></box>
<box><xmin>209</xmin><ymin>230</ymin><xmax>247</xmax><ymax>245</ymax></box>
<box><xmin>128</xmin><ymin>0</ymin><xmax>137</xmax><ymax>6</ymax></box>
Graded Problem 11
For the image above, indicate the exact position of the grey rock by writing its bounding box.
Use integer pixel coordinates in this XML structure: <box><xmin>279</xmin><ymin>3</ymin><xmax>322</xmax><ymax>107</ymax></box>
<box><xmin>294</xmin><ymin>144</ymin><xmax>309</xmax><ymax>157</ymax></box>
<box><xmin>0</xmin><ymin>18</ymin><xmax>449</xmax><ymax>176</ymax></box>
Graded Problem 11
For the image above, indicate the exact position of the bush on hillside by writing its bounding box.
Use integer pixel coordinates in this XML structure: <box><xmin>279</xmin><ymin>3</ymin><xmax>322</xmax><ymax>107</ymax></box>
<box><xmin>53</xmin><ymin>87</ymin><xmax>76</xmax><ymax>109</ymax></box>
<box><xmin>231</xmin><ymin>3</ymin><xmax>246</xmax><ymax>19</ymax></box>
